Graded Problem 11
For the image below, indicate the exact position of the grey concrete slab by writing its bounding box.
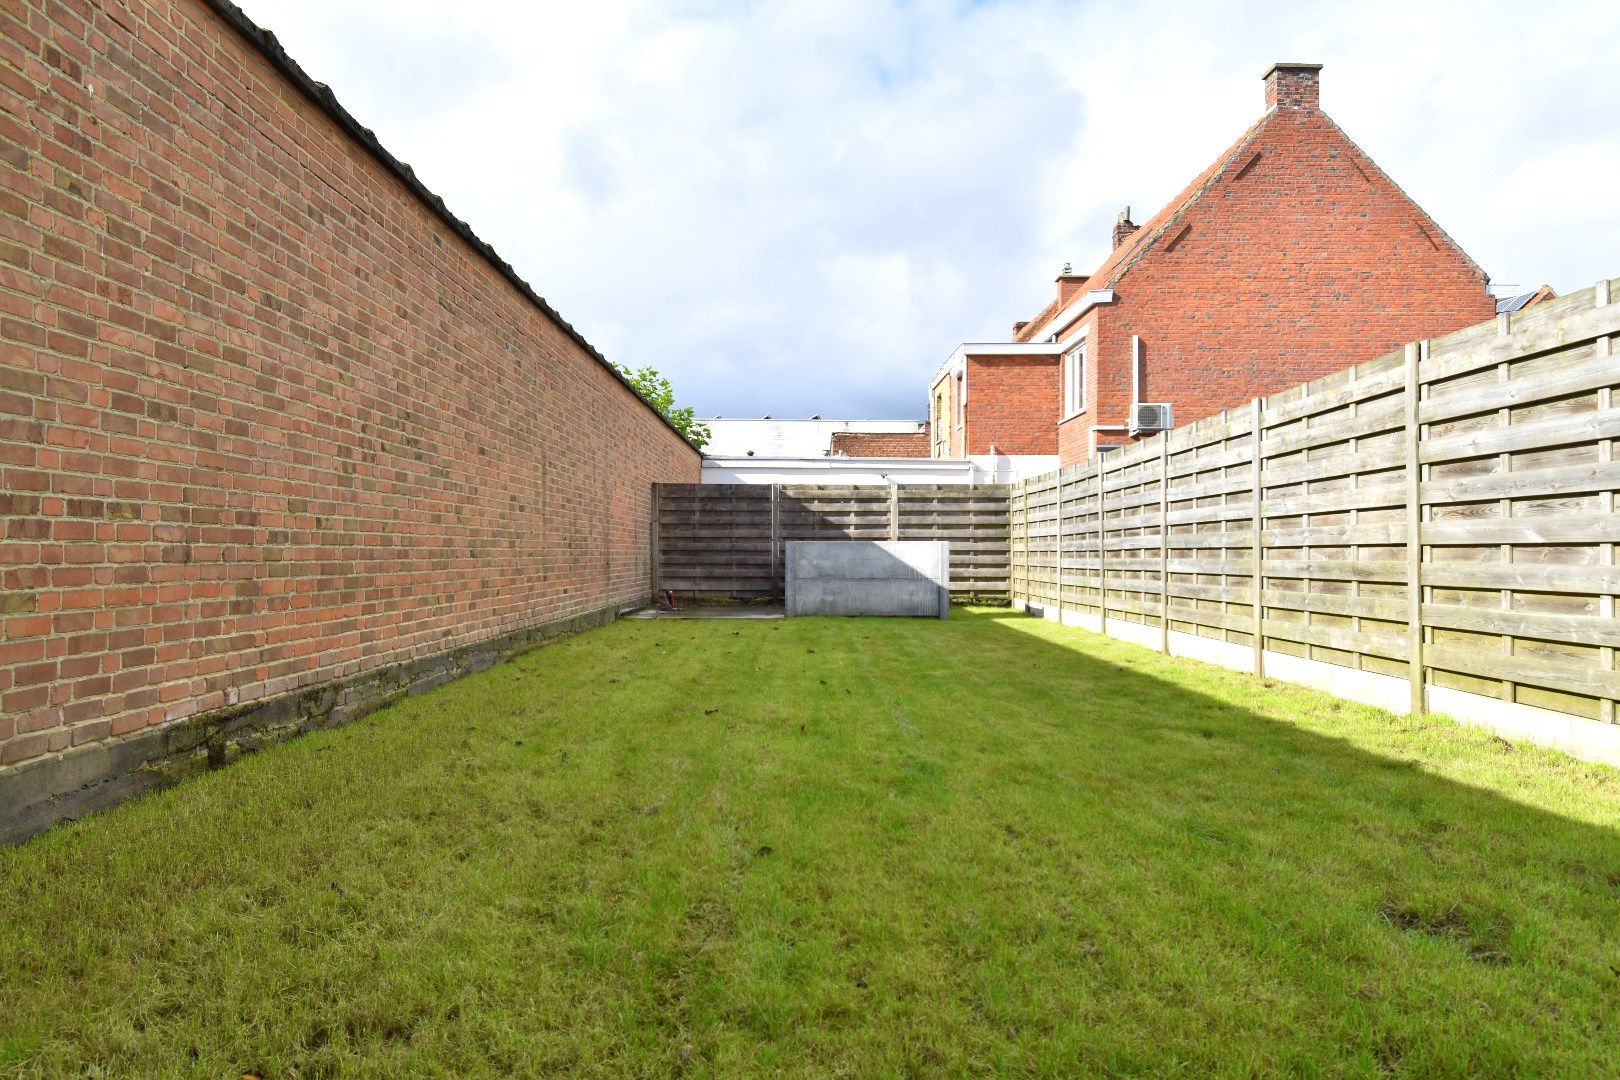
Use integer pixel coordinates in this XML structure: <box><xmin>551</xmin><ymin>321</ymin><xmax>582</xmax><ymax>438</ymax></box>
<box><xmin>786</xmin><ymin>541</ymin><xmax>950</xmax><ymax>618</ymax></box>
<box><xmin>626</xmin><ymin>607</ymin><xmax>786</xmax><ymax>620</ymax></box>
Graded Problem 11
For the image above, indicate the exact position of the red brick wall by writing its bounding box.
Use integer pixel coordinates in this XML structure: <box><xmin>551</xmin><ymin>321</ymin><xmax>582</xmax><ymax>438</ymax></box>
<box><xmin>828</xmin><ymin>429</ymin><xmax>929</xmax><ymax>458</ymax></box>
<box><xmin>0</xmin><ymin>0</ymin><xmax>699</xmax><ymax>773</ymax></box>
<box><xmin>1059</xmin><ymin>107</ymin><xmax>1494</xmax><ymax>465</ymax></box>
<box><xmin>964</xmin><ymin>354</ymin><xmax>1059</xmax><ymax>455</ymax></box>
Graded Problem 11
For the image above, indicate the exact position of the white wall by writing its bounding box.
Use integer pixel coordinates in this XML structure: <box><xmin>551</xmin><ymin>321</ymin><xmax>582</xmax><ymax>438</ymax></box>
<box><xmin>700</xmin><ymin>454</ymin><xmax>1057</xmax><ymax>485</ymax></box>
<box><xmin>704</xmin><ymin>418</ymin><xmax>925</xmax><ymax>458</ymax></box>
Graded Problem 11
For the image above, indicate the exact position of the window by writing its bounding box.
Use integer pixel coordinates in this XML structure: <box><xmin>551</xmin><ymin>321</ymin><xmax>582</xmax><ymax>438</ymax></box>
<box><xmin>1063</xmin><ymin>340</ymin><xmax>1086</xmax><ymax>419</ymax></box>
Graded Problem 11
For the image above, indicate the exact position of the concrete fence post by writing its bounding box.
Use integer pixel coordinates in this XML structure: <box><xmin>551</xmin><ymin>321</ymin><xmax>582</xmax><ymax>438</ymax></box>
<box><xmin>888</xmin><ymin>482</ymin><xmax>900</xmax><ymax>541</ymax></box>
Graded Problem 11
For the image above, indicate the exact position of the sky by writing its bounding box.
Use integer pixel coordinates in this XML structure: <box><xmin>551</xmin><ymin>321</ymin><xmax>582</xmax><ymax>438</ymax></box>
<box><xmin>234</xmin><ymin>0</ymin><xmax>1620</xmax><ymax>421</ymax></box>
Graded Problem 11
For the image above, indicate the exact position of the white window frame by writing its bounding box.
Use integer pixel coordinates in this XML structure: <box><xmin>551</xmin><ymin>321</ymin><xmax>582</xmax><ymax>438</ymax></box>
<box><xmin>1062</xmin><ymin>337</ymin><xmax>1087</xmax><ymax>421</ymax></box>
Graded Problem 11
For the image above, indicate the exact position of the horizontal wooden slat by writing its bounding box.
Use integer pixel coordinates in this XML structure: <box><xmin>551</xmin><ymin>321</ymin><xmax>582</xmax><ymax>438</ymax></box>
<box><xmin>1422</xmin><ymin>604</ymin><xmax>1620</xmax><ymax>647</ymax></box>
<box><xmin>1421</xmin><ymin>294</ymin><xmax>1618</xmax><ymax>383</ymax></box>
<box><xmin>1421</xmin><ymin>460</ymin><xmax>1620</xmax><ymax>505</ymax></box>
<box><xmin>1419</xmin><ymin>350</ymin><xmax>1620</xmax><ymax>425</ymax></box>
<box><xmin>1263</xmin><ymin>590</ymin><xmax>1406</xmax><ymax>621</ymax></box>
<box><xmin>1421</xmin><ymin>561</ymin><xmax>1620</xmax><ymax>594</ymax></box>
<box><xmin>1421</xmin><ymin>406</ymin><xmax>1620</xmax><ymax>465</ymax></box>
<box><xmin>1424</xmin><ymin>645</ymin><xmax>1620</xmax><ymax>701</ymax></box>
<box><xmin>1262</xmin><ymin>619</ymin><xmax>1409</xmax><ymax>661</ymax></box>
<box><xmin>1422</xmin><ymin>512</ymin><xmax>1620</xmax><ymax>546</ymax></box>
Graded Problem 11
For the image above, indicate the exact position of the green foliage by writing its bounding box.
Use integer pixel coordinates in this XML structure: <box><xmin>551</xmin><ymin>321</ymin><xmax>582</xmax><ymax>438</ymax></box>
<box><xmin>4</xmin><ymin>610</ymin><xmax>1619</xmax><ymax>1074</ymax></box>
<box><xmin>613</xmin><ymin>363</ymin><xmax>711</xmax><ymax>449</ymax></box>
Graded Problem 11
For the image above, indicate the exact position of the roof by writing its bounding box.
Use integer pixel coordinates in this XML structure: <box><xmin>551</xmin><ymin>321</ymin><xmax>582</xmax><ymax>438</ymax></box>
<box><xmin>199</xmin><ymin>0</ymin><xmax>699</xmax><ymax>450</ymax></box>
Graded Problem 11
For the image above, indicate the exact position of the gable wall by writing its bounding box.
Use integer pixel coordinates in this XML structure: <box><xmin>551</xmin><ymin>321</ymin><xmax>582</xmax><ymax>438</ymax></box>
<box><xmin>1056</xmin><ymin>108</ymin><xmax>1494</xmax><ymax>465</ymax></box>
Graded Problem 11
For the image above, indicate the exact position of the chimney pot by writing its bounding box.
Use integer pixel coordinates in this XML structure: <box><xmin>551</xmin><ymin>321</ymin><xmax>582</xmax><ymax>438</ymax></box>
<box><xmin>1263</xmin><ymin>62</ymin><xmax>1322</xmax><ymax>111</ymax></box>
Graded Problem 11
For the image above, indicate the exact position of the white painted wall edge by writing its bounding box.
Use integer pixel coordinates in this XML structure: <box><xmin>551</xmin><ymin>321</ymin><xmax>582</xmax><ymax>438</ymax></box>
<box><xmin>1013</xmin><ymin>600</ymin><xmax>1620</xmax><ymax>770</ymax></box>
<box><xmin>702</xmin><ymin>455</ymin><xmax>1056</xmax><ymax>485</ymax></box>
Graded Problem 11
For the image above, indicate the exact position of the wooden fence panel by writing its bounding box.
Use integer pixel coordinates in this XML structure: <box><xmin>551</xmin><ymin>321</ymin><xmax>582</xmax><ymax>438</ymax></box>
<box><xmin>655</xmin><ymin>482</ymin><xmax>1010</xmax><ymax>600</ymax></box>
<box><xmin>1009</xmin><ymin>276</ymin><xmax>1620</xmax><ymax>730</ymax></box>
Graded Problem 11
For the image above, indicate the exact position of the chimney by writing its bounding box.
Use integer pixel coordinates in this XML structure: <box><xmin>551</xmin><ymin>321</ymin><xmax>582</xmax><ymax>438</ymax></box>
<box><xmin>1055</xmin><ymin>261</ymin><xmax>1090</xmax><ymax>305</ymax></box>
<box><xmin>1111</xmin><ymin>208</ymin><xmax>1139</xmax><ymax>249</ymax></box>
<box><xmin>1263</xmin><ymin>62</ymin><xmax>1321</xmax><ymax>111</ymax></box>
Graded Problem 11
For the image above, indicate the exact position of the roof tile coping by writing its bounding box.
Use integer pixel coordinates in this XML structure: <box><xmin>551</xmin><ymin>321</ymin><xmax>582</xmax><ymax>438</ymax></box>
<box><xmin>199</xmin><ymin>0</ymin><xmax>700</xmax><ymax>450</ymax></box>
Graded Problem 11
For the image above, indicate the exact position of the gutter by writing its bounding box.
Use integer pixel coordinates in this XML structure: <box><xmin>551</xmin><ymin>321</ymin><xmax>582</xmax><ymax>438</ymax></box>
<box><xmin>199</xmin><ymin>0</ymin><xmax>700</xmax><ymax>451</ymax></box>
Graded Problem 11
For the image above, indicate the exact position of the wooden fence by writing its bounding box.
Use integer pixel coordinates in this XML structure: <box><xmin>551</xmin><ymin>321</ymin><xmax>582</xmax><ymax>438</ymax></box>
<box><xmin>1010</xmin><ymin>278</ymin><xmax>1620</xmax><ymax>751</ymax></box>
<box><xmin>654</xmin><ymin>483</ymin><xmax>1009</xmax><ymax>600</ymax></box>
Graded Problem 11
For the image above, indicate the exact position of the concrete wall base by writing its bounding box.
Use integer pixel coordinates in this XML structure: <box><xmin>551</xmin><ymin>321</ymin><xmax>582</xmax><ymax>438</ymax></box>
<box><xmin>1</xmin><ymin>602</ymin><xmax>626</xmax><ymax>846</ymax></box>
<box><xmin>1017</xmin><ymin>601</ymin><xmax>1620</xmax><ymax>770</ymax></box>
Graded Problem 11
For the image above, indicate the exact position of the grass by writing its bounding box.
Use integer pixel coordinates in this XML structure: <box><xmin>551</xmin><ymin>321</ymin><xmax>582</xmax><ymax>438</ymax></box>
<box><xmin>3</xmin><ymin>608</ymin><xmax>1619</xmax><ymax>1077</ymax></box>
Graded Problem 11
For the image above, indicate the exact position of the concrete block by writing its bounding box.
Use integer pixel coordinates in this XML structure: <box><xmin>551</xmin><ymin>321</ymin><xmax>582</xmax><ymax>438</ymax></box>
<box><xmin>786</xmin><ymin>541</ymin><xmax>950</xmax><ymax>618</ymax></box>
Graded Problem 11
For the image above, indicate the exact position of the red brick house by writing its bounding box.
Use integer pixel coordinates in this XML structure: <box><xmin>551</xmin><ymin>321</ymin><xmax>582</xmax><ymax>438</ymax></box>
<box><xmin>930</xmin><ymin>63</ymin><xmax>1497</xmax><ymax>465</ymax></box>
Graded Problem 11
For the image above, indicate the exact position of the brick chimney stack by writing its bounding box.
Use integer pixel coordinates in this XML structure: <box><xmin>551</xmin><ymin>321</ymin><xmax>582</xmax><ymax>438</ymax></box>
<box><xmin>1055</xmin><ymin>261</ymin><xmax>1090</xmax><ymax>305</ymax></box>
<box><xmin>1264</xmin><ymin>62</ymin><xmax>1322</xmax><ymax>111</ymax></box>
<box><xmin>1111</xmin><ymin>208</ymin><xmax>1139</xmax><ymax>249</ymax></box>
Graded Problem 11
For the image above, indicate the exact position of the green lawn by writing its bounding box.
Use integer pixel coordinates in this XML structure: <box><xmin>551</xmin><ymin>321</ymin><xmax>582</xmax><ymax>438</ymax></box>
<box><xmin>3</xmin><ymin>609</ymin><xmax>1619</xmax><ymax>1077</ymax></box>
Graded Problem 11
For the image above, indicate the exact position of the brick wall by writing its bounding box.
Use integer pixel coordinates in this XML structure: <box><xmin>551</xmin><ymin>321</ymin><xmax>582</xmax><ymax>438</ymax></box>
<box><xmin>0</xmin><ymin>0</ymin><xmax>699</xmax><ymax>825</ymax></box>
<box><xmin>828</xmin><ymin>428</ymin><xmax>930</xmax><ymax>458</ymax></box>
<box><xmin>964</xmin><ymin>354</ymin><xmax>1059</xmax><ymax>455</ymax></box>
<box><xmin>1055</xmin><ymin>313</ymin><xmax>1100</xmax><ymax>461</ymax></box>
<box><xmin>1056</xmin><ymin>105</ymin><xmax>1494</xmax><ymax>464</ymax></box>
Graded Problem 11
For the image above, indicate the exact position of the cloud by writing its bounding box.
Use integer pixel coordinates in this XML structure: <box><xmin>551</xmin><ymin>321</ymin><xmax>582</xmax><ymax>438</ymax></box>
<box><xmin>234</xmin><ymin>0</ymin><xmax>1620</xmax><ymax>419</ymax></box>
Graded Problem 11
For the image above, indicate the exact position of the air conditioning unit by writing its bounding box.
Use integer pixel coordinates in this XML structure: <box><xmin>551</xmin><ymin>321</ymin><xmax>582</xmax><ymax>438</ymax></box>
<box><xmin>1130</xmin><ymin>402</ymin><xmax>1173</xmax><ymax>435</ymax></box>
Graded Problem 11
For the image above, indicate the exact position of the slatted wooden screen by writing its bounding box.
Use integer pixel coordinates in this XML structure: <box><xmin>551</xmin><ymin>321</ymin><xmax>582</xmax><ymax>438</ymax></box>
<box><xmin>1011</xmin><ymin>277</ymin><xmax>1620</xmax><ymax>725</ymax></box>
<box><xmin>655</xmin><ymin>483</ymin><xmax>1010</xmax><ymax>600</ymax></box>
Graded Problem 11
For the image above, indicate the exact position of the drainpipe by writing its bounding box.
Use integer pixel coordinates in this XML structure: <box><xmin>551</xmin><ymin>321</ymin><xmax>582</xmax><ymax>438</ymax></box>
<box><xmin>1131</xmin><ymin>334</ymin><xmax>1142</xmax><ymax>410</ymax></box>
